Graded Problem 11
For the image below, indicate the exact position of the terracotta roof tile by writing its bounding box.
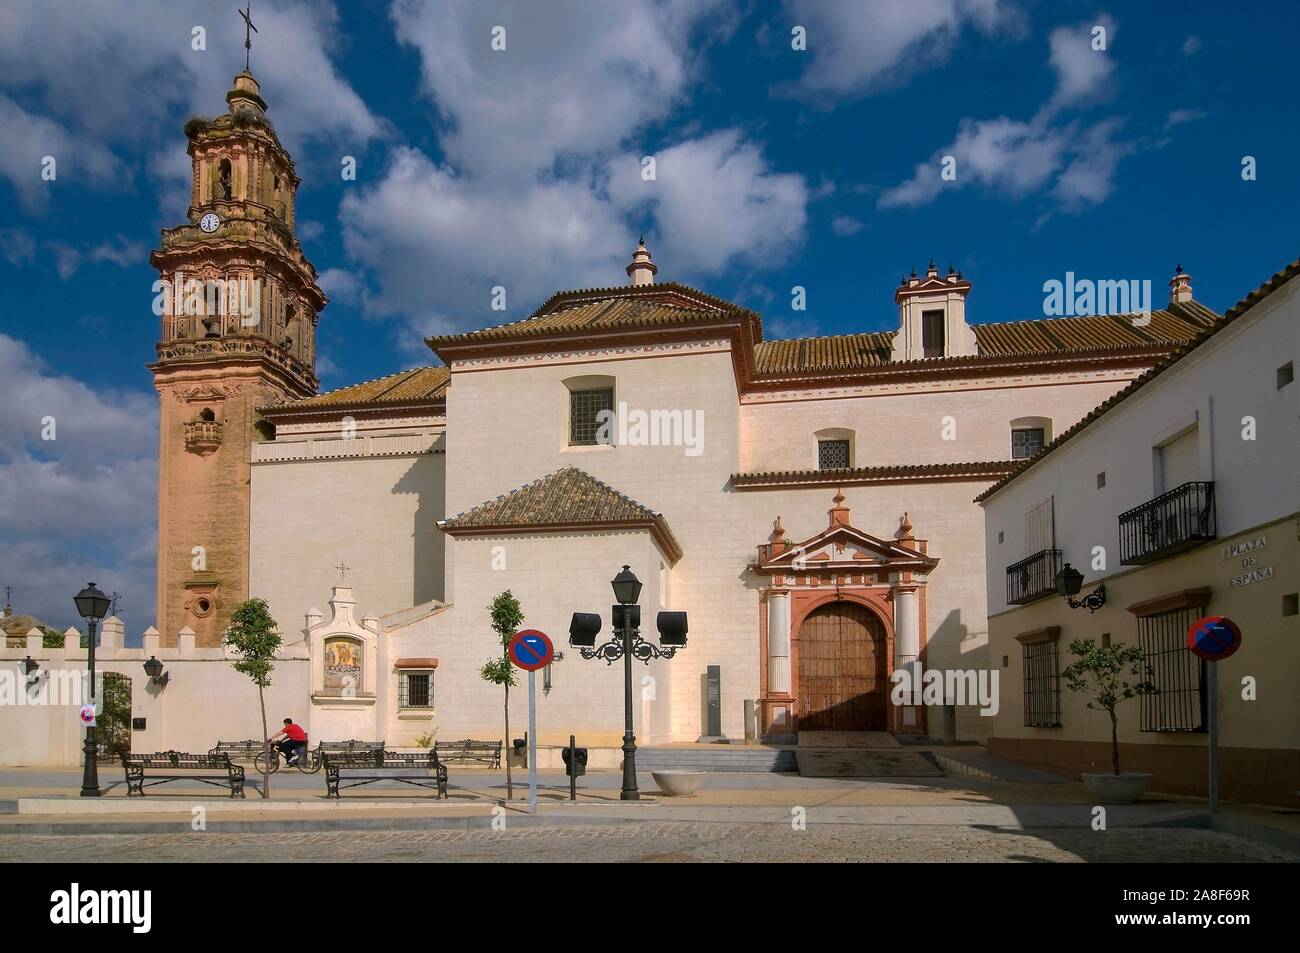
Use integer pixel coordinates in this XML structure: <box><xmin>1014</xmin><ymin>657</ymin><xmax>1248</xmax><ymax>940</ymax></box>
<box><xmin>264</xmin><ymin>366</ymin><xmax>449</xmax><ymax>414</ymax></box>
<box><xmin>440</xmin><ymin>467</ymin><xmax>683</xmax><ymax>560</ymax></box>
<box><xmin>733</xmin><ymin>461</ymin><xmax>1019</xmax><ymax>489</ymax></box>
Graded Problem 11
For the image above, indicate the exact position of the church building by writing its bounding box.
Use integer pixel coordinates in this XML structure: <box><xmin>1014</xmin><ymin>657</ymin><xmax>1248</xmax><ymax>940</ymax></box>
<box><xmin>148</xmin><ymin>72</ymin><xmax>1219</xmax><ymax>748</ymax></box>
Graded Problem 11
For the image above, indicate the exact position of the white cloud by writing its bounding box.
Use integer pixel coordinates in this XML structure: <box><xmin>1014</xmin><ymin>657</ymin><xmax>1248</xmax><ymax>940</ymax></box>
<box><xmin>1183</xmin><ymin>35</ymin><xmax>1202</xmax><ymax>56</ymax></box>
<box><xmin>341</xmin><ymin>3</ymin><xmax>809</xmax><ymax>345</ymax></box>
<box><xmin>46</xmin><ymin>234</ymin><xmax>147</xmax><ymax>280</ymax></box>
<box><xmin>781</xmin><ymin>0</ymin><xmax>1022</xmax><ymax>100</ymax></box>
<box><xmin>831</xmin><ymin>215</ymin><xmax>865</xmax><ymax>236</ymax></box>
<box><xmin>1044</xmin><ymin>15</ymin><xmax>1117</xmax><ymax>114</ymax></box>
<box><xmin>0</xmin><ymin>93</ymin><xmax>122</xmax><ymax>211</ymax></box>
<box><xmin>0</xmin><ymin>334</ymin><xmax>157</xmax><ymax>629</ymax></box>
<box><xmin>879</xmin><ymin>15</ymin><xmax>1137</xmax><ymax>214</ymax></box>
<box><xmin>0</xmin><ymin>228</ymin><xmax>36</xmax><ymax>266</ymax></box>
<box><xmin>1164</xmin><ymin>108</ymin><xmax>1207</xmax><ymax>131</ymax></box>
<box><xmin>390</xmin><ymin>0</ymin><xmax>728</xmax><ymax>179</ymax></box>
<box><xmin>0</xmin><ymin>1</ymin><xmax>382</xmax><ymax>210</ymax></box>
<box><xmin>607</xmin><ymin>131</ymin><xmax>808</xmax><ymax>274</ymax></box>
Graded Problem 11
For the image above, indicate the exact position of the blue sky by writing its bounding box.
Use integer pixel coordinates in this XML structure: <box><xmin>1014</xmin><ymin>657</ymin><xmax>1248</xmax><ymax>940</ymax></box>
<box><xmin>1</xmin><ymin>0</ymin><xmax>1297</xmax><ymax>631</ymax></box>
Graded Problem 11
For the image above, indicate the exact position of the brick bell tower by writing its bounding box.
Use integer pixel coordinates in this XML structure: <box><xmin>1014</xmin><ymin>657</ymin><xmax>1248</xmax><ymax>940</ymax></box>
<box><xmin>149</xmin><ymin>70</ymin><xmax>326</xmax><ymax>646</ymax></box>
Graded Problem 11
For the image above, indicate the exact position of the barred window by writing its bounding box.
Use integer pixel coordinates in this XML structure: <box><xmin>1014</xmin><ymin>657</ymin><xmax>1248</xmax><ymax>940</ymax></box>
<box><xmin>398</xmin><ymin>671</ymin><xmax>434</xmax><ymax>709</ymax></box>
<box><xmin>1020</xmin><ymin>634</ymin><xmax>1061</xmax><ymax>727</ymax></box>
<box><xmin>818</xmin><ymin>439</ymin><xmax>850</xmax><ymax>470</ymax></box>
<box><xmin>569</xmin><ymin>387</ymin><xmax>613</xmax><ymax>446</ymax></box>
<box><xmin>1012</xmin><ymin>427</ymin><xmax>1045</xmax><ymax>460</ymax></box>
<box><xmin>1138</xmin><ymin>607</ymin><xmax>1205</xmax><ymax>732</ymax></box>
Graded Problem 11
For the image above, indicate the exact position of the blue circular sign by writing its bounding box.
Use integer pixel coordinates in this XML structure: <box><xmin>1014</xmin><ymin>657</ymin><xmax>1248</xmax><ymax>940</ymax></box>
<box><xmin>509</xmin><ymin>629</ymin><xmax>554</xmax><ymax>671</ymax></box>
<box><xmin>1186</xmin><ymin>616</ymin><xmax>1242</xmax><ymax>661</ymax></box>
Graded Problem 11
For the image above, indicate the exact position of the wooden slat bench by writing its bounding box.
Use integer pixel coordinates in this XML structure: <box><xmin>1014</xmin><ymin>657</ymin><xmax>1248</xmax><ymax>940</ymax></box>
<box><xmin>209</xmin><ymin>740</ymin><xmax>265</xmax><ymax>763</ymax></box>
<box><xmin>122</xmin><ymin>751</ymin><xmax>246</xmax><ymax>798</ymax></box>
<box><xmin>434</xmin><ymin>739</ymin><xmax>502</xmax><ymax>768</ymax></box>
<box><xmin>322</xmin><ymin>750</ymin><xmax>448</xmax><ymax>799</ymax></box>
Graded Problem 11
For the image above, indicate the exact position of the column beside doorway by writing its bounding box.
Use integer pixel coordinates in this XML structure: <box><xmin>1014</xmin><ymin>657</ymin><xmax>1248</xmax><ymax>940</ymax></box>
<box><xmin>760</xmin><ymin>589</ymin><xmax>795</xmax><ymax>738</ymax></box>
<box><xmin>892</xmin><ymin>584</ymin><xmax>924</xmax><ymax>734</ymax></box>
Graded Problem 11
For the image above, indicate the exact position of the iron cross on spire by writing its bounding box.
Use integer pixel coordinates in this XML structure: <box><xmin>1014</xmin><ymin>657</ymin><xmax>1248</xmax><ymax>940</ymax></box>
<box><xmin>335</xmin><ymin>562</ymin><xmax>350</xmax><ymax>581</ymax></box>
<box><xmin>239</xmin><ymin>3</ymin><xmax>259</xmax><ymax>71</ymax></box>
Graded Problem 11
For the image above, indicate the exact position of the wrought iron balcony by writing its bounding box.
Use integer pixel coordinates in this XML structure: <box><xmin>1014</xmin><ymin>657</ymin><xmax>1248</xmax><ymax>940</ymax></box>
<box><xmin>1006</xmin><ymin>548</ymin><xmax>1062</xmax><ymax>605</ymax></box>
<box><xmin>1119</xmin><ymin>481</ymin><xmax>1216</xmax><ymax>565</ymax></box>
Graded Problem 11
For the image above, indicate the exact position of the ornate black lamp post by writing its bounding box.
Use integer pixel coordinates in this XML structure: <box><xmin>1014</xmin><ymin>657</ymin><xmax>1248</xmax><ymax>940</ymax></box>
<box><xmin>569</xmin><ymin>566</ymin><xmax>688</xmax><ymax>800</ymax></box>
<box><xmin>74</xmin><ymin>582</ymin><xmax>111</xmax><ymax>797</ymax></box>
<box><xmin>1055</xmin><ymin>563</ymin><xmax>1106</xmax><ymax>612</ymax></box>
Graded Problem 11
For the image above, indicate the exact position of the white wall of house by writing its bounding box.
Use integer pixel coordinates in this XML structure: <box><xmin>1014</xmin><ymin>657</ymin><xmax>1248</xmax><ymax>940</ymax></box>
<box><xmin>983</xmin><ymin>279</ymin><xmax>1300</xmax><ymax>617</ymax></box>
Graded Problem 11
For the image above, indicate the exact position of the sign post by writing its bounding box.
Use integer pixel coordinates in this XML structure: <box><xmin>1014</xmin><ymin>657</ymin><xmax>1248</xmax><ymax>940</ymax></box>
<box><xmin>1186</xmin><ymin>615</ymin><xmax>1242</xmax><ymax>814</ymax></box>
<box><xmin>508</xmin><ymin>629</ymin><xmax>554</xmax><ymax>815</ymax></box>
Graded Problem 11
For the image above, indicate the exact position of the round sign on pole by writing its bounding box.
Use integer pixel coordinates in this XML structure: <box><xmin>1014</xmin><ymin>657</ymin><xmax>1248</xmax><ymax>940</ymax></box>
<box><xmin>1186</xmin><ymin>615</ymin><xmax>1242</xmax><ymax>661</ymax></box>
<box><xmin>79</xmin><ymin>704</ymin><xmax>97</xmax><ymax>727</ymax></box>
<box><xmin>509</xmin><ymin>629</ymin><xmax>554</xmax><ymax>671</ymax></box>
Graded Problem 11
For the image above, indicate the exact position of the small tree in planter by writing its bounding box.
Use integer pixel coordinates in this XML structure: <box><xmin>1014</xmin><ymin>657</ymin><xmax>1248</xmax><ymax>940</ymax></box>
<box><xmin>480</xmin><ymin>591</ymin><xmax>524</xmax><ymax>800</ymax></box>
<box><xmin>1060</xmin><ymin>638</ymin><xmax>1156</xmax><ymax>800</ymax></box>
<box><xmin>224</xmin><ymin>598</ymin><xmax>281</xmax><ymax>799</ymax></box>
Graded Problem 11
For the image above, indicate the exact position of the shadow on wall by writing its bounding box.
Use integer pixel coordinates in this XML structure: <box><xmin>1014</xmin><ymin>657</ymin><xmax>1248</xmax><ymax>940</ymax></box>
<box><xmin>392</xmin><ymin>450</ymin><xmax>445</xmax><ymax>606</ymax></box>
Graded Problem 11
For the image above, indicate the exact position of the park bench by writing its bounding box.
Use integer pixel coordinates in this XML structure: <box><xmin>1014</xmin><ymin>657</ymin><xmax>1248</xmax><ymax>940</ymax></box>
<box><xmin>322</xmin><ymin>749</ymin><xmax>448</xmax><ymax>799</ymax></box>
<box><xmin>122</xmin><ymin>751</ymin><xmax>246</xmax><ymax>798</ymax></box>
<box><xmin>210</xmin><ymin>738</ymin><xmax>384</xmax><ymax>769</ymax></box>
<box><xmin>434</xmin><ymin>739</ymin><xmax>502</xmax><ymax>768</ymax></box>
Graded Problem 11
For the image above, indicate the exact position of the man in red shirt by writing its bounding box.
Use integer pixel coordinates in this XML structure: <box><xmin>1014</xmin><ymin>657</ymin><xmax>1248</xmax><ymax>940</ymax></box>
<box><xmin>269</xmin><ymin>717</ymin><xmax>309</xmax><ymax>766</ymax></box>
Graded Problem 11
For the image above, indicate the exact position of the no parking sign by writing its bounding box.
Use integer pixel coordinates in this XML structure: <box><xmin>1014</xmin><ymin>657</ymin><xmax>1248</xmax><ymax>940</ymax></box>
<box><xmin>1186</xmin><ymin>615</ymin><xmax>1242</xmax><ymax>661</ymax></box>
<box><xmin>79</xmin><ymin>704</ymin><xmax>96</xmax><ymax>727</ymax></box>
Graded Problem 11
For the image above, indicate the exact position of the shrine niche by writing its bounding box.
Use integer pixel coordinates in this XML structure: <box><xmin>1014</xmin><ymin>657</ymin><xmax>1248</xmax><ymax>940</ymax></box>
<box><xmin>323</xmin><ymin>637</ymin><xmax>363</xmax><ymax>697</ymax></box>
<box><xmin>749</xmin><ymin>491</ymin><xmax>938</xmax><ymax>739</ymax></box>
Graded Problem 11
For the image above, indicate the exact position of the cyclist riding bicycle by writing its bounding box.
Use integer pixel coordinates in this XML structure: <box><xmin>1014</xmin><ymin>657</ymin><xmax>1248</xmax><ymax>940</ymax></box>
<box><xmin>269</xmin><ymin>717</ymin><xmax>309</xmax><ymax>766</ymax></box>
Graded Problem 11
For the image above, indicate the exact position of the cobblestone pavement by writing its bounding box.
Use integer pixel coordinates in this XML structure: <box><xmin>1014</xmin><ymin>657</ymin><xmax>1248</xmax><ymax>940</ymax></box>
<box><xmin>0</xmin><ymin>823</ymin><xmax>1292</xmax><ymax>863</ymax></box>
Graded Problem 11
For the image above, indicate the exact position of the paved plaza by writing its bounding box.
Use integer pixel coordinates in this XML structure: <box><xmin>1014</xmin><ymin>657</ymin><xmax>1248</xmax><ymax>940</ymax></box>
<box><xmin>0</xmin><ymin>765</ymin><xmax>1295</xmax><ymax>863</ymax></box>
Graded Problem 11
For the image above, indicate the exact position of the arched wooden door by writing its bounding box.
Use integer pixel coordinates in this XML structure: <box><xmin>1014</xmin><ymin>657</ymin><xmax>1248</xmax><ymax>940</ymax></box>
<box><xmin>797</xmin><ymin>601</ymin><xmax>887</xmax><ymax>731</ymax></box>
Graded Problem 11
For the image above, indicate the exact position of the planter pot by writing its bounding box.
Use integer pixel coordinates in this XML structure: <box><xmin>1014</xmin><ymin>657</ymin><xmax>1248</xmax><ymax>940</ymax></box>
<box><xmin>1081</xmin><ymin>771</ymin><xmax>1153</xmax><ymax>804</ymax></box>
<box><xmin>651</xmin><ymin>770</ymin><xmax>707</xmax><ymax>797</ymax></box>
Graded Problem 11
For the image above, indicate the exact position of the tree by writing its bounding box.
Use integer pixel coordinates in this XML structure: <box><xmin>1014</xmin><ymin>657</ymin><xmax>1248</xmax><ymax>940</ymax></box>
<box><xmin>1060</xmin><ymin>638</ymin><xmax>1156</xmax><ymax>775</ymax></box>
<box><xmin>480</xmin><ymin>591</ymin><xmax>523</xmax><ymax>800</ymax></box>
<box><xmin>224</xmin><ymin>598</ymin><xmax>281</xmax><ymax>799</ymax></box>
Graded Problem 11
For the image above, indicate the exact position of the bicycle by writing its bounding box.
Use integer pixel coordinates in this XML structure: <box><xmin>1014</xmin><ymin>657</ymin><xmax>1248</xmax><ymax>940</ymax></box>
<box><xmin>252</xmin><ymin>744</ymin><xmax>321</xmax><ymax>774</ymax></box>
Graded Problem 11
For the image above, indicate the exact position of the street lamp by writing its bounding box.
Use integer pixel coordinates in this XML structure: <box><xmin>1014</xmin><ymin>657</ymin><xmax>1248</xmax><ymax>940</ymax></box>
<box><xmin>74</xmin><ymin>582</ymin><xmax>111</xmax><ymax>797</ymax></box>
<box><xmin>1055</xmin><ymin>563</ymin><xmax>1106</xmax><ymax>612</ymax></box>
<box><xmin>569</xmin><ymin>565</ymin><xmax>687</xmax><ymax>800</ymax></box>
<box><xmin>143</xmin><ymin>656</ymin><xmax>169</xmax><ymax>687</ymax></box>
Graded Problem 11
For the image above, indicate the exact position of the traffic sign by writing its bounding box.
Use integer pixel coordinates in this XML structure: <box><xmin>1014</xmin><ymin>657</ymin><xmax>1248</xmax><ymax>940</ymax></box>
<box><xmin>509</xmin><ymin>629</ymin><xmax>554</xmax><ymax>671</ymax></box>
<box><xmin>1186</xmin><ymin>615</ymin><xmax>1242</xmax><ymax>661</ymax></box>
<box><xmin>79</xmin><ymin>705</ymin><xmax>96</xmax><ymax>727</ymax></box>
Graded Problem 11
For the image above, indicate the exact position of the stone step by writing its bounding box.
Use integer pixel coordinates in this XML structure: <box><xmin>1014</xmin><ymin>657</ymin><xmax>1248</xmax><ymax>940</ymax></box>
<box><xmin>635</xmin><ymin>748</ymin><xmax>798</xmax><ymax>772</ymax></box>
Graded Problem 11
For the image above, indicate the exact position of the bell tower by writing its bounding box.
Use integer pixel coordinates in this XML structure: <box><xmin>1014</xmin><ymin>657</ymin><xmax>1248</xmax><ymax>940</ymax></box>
<box><xmin>149</xmin><ymin>70</ymin><xmax>326</xmax><ymax>646</ymax></box>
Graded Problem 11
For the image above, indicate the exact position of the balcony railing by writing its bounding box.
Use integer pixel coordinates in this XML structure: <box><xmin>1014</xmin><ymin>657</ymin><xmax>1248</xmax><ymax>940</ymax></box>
<box><xmin>1006</xmin><ymin>548</ymin><xmax>1062</xmax><ymax>605</ymax></box>
<box><xmin>184</xmin><ymin>419</ymin><xmax>223</xmax><ymax>454</ymax></box>
<box><xmin>1119</xmin><ymin>481</ymin><xmax>1216</xmax><ymax>565</ymax></box>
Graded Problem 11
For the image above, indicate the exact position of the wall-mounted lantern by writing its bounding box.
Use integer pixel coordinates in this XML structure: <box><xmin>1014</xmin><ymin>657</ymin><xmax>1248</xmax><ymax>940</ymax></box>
<box><xmin>143</xmin><ymin>656</ymin><xmax>170</xmax><ymax>687</ymax></box>
<box><xmin>1055</xmin><ymin>563</ymin><xmax>1106</xmax><ymax>613</ymax></box>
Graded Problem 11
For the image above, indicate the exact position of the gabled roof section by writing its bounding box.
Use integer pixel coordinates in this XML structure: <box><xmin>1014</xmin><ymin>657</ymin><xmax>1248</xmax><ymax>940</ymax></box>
<box><xmin>425</xmin><ymin>281</ymin><xmax>762</xmax><ymax>352</ymax></box>
<box><xmin>261</xmin><ymin>366</ymin><xmax>449</xmax><ymax>416</ymax></box>
<box><xmin>975</xmin><ymin>256</ymin><xmax>1299</xmax><ymax>505</ymax></box>
<box><xmin>440</xmin><ymin>466</ymin><xmax>683</xmax><ymax>562</ymax></box>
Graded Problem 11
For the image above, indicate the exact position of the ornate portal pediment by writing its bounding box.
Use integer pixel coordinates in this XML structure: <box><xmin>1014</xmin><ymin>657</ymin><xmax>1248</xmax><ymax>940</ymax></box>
<box><xmin>752</xmin><ymin>491</ymin><xmax>939</xmax><ymax>576</ymax></box>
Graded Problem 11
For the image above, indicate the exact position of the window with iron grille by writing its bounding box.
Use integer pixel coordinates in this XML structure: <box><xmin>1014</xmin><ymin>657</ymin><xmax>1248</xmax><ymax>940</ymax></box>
<box><xmin>569</xmin><ymin>387</ymin><xmax>614</xmax><ymax>445</ymax></box>
<box><xmin>818</xmin><ymin>439</ymin><xmax>850</xmax><ymax>470</ymax></box>
<box><xmin>1138</xmin><ymin>608</ymin><xmax>1205</xmax><ymax>731</ymax></box>
<box><xmin>1012</xmin><ymin>427</ymin><xmax>1045</xmax><ymax>460</ymax></box>
<box><xmin>398</xmin><ymin>671</ymin><xmax>434</xmax><ymax>708</ymax></box>
<box><xmin>1022</xmin><ymin>640</ymin><xmax>1061</xmax><ymax>727</ymax></box>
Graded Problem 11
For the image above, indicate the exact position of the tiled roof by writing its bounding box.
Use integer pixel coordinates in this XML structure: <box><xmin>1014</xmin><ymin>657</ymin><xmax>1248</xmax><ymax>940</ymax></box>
<box><xmin>733</xmin><ymin>461</ymin><xmax>1019</xmax><ymax>489</ymax></box>
<box><xmin>440</xmin><ymin>467</ymin><xmax>683</xmax><ymax>560</ymax></box>
<box><xmin>753</xmin><ymin>303</ymin><xmax>1218</xmax><ymax>375</ymax></box>
<box><xmin>263</xmin><ymin>366</ymin><xmax>449</xmax><ymax>414</ymax></box>
<box><xmin>426</xmin><ymin>283</ymin><xmax>758</xmax><ymax>350</ymax></box>
<box><xmin>975</xmin><ymin>256</ymin><xmax>1299</xmax><ymax>504</ymax></box>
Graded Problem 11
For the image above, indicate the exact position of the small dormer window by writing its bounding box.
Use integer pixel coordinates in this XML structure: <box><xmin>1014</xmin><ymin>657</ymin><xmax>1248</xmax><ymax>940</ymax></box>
<box><xmin>1011</xmin><ymin>427</ymin><xmax>1045</xmax><ymax>460</ymax></box>
<box><xmin>922</xmin><ymin>310</ymin><xmax>945</xmax><ymax>358</ymax></box>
